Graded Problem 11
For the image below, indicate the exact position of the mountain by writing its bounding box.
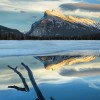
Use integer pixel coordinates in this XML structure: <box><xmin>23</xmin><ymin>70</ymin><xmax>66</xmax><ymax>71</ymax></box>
<box><xmin>0</xmin><ymin>25</ymin><xmax>24</xmax><ymax>40</ymax></box>
<box><xmin>0</xmin><ymin>25</ymin><xmax>33</xmax><ymax>40</ymax></box>
<box><xmin>35</xmin><ymin>56</ymin><xmax>96</xmax><ymax>70</ymax></box>
<box><xmin>28</xmin><ymin>10</ymin><xmax>100</xmax><ymax>40</ymax></box>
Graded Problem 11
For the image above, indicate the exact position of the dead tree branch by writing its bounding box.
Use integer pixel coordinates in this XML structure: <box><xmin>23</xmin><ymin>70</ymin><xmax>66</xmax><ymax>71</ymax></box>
<box><xmin>21</xmin><ymin>62</ymin><xmax>46</xmax><ymax>100</ymax></box>
<box><xmin>8</xmin><ymin>63</ymin><xmax>55</xmax><ymax>100</ymax></box>
<box><xmin>8</xmin><ymin>65</ymin><xmax>29</xmax><ymax>92</ymax></box>
<box><xmin>8</xmin><ymin>86</ymin><xmax>26</xmax><ymax>91</ymax></box>
<box><xmin>50</xmin><ymin>97</ymin><xmax>55</xmax><ymax>100</ymax></box>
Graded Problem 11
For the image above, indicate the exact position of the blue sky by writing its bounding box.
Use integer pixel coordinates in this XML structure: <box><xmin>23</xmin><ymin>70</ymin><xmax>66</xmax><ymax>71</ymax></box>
<box><xmin>0</xmin><ymin>0</ymin><xmax>100</xmax><ymax>31</ymax></box>
<box><xmin>79</xmin><ymin>0</ymin><xmax>100</xmax><ymax>4</ymax></box>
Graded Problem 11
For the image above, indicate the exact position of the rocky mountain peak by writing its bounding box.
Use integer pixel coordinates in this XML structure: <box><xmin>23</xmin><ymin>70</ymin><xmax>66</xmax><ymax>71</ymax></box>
<box><xmin>27</xmin><ymin>10</ymin><xmax>100</xmax><ymax>39</ymax></box>
<box><xmin>45</xmin><ymin>10</ymin><xmax>96</xmax><ymax>25</ymax></box>
<box><xmin>45</xmin><ymin>9</ymin><xmax>66</xmax><ymax>19</ymax></box>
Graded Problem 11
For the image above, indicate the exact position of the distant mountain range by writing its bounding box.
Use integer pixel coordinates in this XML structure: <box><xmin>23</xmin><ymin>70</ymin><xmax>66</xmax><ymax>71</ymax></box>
<box><xmin>0</xmin><ymin>10</ymin><xmax>100</xmax><ymax>40</ymax></box>
<box><xmin>0</xmin><ymin>25</ymin><xmax>32</xmax><ymax>40</ymax></box>
<box><xmin>0</xmin><ymin>25</ymin><xmax>24</xmax><ymax>40</ymax></box>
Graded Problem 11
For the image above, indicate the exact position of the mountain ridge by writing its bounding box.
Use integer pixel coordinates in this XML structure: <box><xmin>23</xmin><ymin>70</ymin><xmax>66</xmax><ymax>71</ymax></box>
<box><xmin>45</xmin><ymin>10</ymin><xmax>96</xmax><ymax>25</ymax></box>
<box><xmin>0</xmin><ymin>25</ymin><xmax>32</xmax><ymax>40</ymax></box>
<box><xmin>0</xmin><ymin>10</ymin><xmax>100</xmax><ymax>40</ymax></box>
<box><xmin>28</xmin><ymin>10</ymin><xmax>100</xmax><ymax>39</ymax></box>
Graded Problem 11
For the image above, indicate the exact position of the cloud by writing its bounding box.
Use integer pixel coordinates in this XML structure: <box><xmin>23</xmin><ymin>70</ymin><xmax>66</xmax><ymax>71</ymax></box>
<box><xmin>0</xmin><ymin>0</ymin><xmax>77</xmax><ymax>12</ymax></box>
<box><xmin>60</xmin><ymin>68</ymin><xmax>100</xmax><ymax>76</ymax></box>
<box><xmin>59</xmin><ymin>3</ymin><xmax>100</xmax><ymax>18</ymax></box>
<box><xmin>77</xmin><ymin>0</ymin><xmax>100</xmax><ymax>4</ymax></box>
<box><xmin>62</xmin><ymin>9</ymin><xmax>100</xmax><ymax>18</ymax></box>
<box><xmin>60</xmin><ymin>3</ymin><xmax>100</xmax><ymax>12</ymax></box>
<box><xmin>59</xmin><ymin>62</ymin><xmax>100</xmax><ymax>76</ymax></box>
<box><xmin>0</xmin><ymin>0</ymin><xmax>99</xmax><ymax>20</ymax></box>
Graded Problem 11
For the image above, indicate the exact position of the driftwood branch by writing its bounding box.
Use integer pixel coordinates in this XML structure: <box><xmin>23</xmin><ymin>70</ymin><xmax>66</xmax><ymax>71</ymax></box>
<box><xmin>8</xmin><ymin>63</ymin><xmax>55</xmax><ymax>100</ymax></box>
<box><xmin>8</xmin><ymin>65</ymin><xmax>29</xmax><ymax>92</ymax></box>
<box><xmin>21</xmin><ymin>62</ymin><xmax>46</xmax><ymax>100</ymax></box>
<box><xmin>8</xmin><ymin>86</ymin><xmax>26</xmax><ymax>91</ymax></box>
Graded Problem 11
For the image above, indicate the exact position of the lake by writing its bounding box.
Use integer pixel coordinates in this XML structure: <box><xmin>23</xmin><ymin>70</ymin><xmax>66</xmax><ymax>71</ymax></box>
<box><xmin>0</xmin><ymin>40</ymin><xmax>100</xmax><ymax>100</ymax></box>
<box><xmin>0</xmin><ymin>40</ymin><xmax>100</xmax><ymax>57</ymax></box>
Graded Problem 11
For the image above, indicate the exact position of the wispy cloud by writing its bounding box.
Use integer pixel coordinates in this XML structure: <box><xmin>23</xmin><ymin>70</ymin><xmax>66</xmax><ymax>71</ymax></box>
<box><xmin>0</xmin><ymin>0</ymin><xmax>77</xmax><ymax>12</ymax></box>
<box><xmin>60</xmin><ymin>62</ymin><xmax>100</xmax><ymax>76</ymax></box>
<box><xmin>60</xmin><ymin>3</ymin><xmax>100</xmax><ymax>12</ymax></box>
<box><xmin>0</xmin><ymin>0</ymin><xmax>99</xmax><ymax>20</ymax></box>
<box><xmin>59</xmin><ymin>3</ymin><xmax>100</xmax><ymax>18</ymax></box>
<box><xmin>62</xmin><ymin>9</ymin><xmax>100</xmax><ymax>18</ymax></box>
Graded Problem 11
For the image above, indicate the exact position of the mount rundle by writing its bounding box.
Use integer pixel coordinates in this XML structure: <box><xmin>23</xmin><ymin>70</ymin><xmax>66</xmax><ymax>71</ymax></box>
<box><xmin>27</xmin><ymin>10</ymin><xmax>100</xmax><ymax>39</ymax></box>
<box><xmin>0</xmin><ymin>10</ymin><xmax>100</xmax><ymax>39</ymax></box>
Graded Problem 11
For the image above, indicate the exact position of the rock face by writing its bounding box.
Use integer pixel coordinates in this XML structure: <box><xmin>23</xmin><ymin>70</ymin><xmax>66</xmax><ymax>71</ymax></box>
<box><xmin>0</xmin><ymin>25</ymin><xmax>24</xmax><ymax>40</ymax></box>
<box><xmin>35</xmin><ymin>56</ymin><xmax>96</xmax><ymax>70</ymax></box>
<box><xmin>28</xmin><ymin>10</ymin><xmax>100</xmax><ymax>39</ymax></box>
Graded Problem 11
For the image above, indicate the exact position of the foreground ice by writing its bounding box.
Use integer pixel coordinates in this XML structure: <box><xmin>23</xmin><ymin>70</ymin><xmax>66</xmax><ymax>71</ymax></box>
<box><xmin>0</xmin><ymin>40</ymin><xmax>100</xmax><ymax>100</ymax></box>
<box><xmin>0</xmin><ymin>56</ymin><xmax>100</xmax><ymax>92</ymax></box>
<box><xmin>0</xmin><ymin>40</ymin><xmax>100</xmax><ymax>57</ymax></box>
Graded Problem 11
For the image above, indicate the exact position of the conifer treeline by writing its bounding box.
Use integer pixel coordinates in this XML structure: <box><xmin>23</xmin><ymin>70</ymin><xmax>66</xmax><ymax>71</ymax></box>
<box><xmin>0</xmin><ymin>33</ymin><xmax>100</xmax><ymax>40</ymax></box>
<box><xmin>0</xmin><ymin>25</ymin><xmax>100</xmax><ymax>40</ymax></box>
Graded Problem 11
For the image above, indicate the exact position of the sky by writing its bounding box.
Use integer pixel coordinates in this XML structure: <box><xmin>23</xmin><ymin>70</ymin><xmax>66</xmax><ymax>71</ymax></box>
<box><xmin>0</xmin><ymin>0</ymin><xmax>100</xmax><ymax>31</ymax></box>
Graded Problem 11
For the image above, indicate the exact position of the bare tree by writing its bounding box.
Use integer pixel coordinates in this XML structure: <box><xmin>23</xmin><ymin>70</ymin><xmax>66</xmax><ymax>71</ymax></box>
<box><xmin>8</xmin><ymin>62</ymin><xmax>55</xmax><ymax>100</ymax></box>
<box><xmin>8</xmin><ymin>65</ymin><xmax>29</xmax><ymax>92</ymax></box>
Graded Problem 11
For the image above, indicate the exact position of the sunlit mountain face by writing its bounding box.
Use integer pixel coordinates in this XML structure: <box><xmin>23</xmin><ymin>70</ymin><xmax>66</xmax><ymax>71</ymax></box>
<box><xmin>0</xmin><ymin>0</ymin><xmax>99</xmax><ymax>32</ymax></box>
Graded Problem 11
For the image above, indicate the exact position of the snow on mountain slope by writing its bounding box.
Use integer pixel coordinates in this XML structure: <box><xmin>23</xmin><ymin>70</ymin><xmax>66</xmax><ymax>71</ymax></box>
<box><xmin>28</xmin><ymin>10</ymin><xmax>100</xmax><ymax>39</ymax></box>
<box><xmin>45</xmin><ymin>10</ymin><xmax>96</xmax><ymax>25</ymax></box>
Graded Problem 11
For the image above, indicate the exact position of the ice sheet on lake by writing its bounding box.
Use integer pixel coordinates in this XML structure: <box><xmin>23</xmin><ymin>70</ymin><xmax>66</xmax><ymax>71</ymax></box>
<box><xmin>0</xmin><ymin>40</ymin><xmax>100</xmax><ymax>57</ymax></box>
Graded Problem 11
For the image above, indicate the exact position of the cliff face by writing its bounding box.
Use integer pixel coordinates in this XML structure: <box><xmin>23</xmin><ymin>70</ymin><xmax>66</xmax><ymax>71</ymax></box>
<box><xmin>35</xmin><ymin>56</ymin><xmax>96</xmax><ymax>70</ymax></box>
<box><xmin>28</xmin><ymin>10</ymin><xmax>100</xmax><ymax>39</ymax></box>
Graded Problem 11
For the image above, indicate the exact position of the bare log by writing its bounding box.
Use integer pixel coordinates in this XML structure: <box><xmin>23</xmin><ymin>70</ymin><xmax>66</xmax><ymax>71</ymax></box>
<box><xmin>8</xmin><ymin>65</ymin><xmax>29</xmax><ymax>92</ymax></box>
<box><xmin>21</xmin><ymin>62</ymin><xmax>46</xmax><ymax>100</ymax></box>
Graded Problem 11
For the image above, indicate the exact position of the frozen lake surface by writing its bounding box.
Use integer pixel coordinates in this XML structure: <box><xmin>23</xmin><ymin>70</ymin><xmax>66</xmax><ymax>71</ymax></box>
<box><xmin>0</xmin><ymin>40</ymin><xmax>100</xmax><ymax>100</ymax></box>
<box><xmin>0</xmin><ymin>40</ymin><xmax>100</xmax><ymax>57</ymax></box>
